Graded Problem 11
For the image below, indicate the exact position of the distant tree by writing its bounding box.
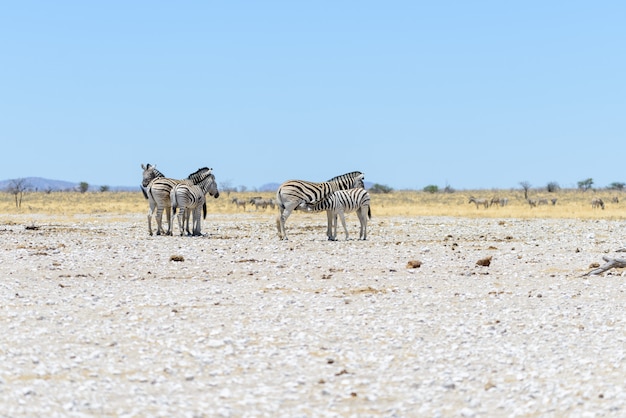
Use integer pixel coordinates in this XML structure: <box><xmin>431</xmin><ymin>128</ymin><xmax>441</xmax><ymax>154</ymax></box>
<box><xmin>443</xmin><ymin>184</ymin><xmax>455</xmax><ymax>194</ymax></box>
<box><xmin>546</xmin><ymin>182</ymin><xmax>560</xmax><ymax>193</ymax></box>
<box><xmin>577</xmin><ymin>178</ymin><xmax>594</xmax><ymax>192</ymax></box>
<box><xmin>519</xmin><ymin>181</ymin><xmax>532</xmax><ymax>200</ymax></box>
<box><xmin>369</xmin><ymin>183</ymin><xmax>393</xmax><ymax>194</ymax></box>
<box><xmin>219</xmin><ymin>180</ymin><xmax>237</xmax><ymax>197</ymax></box>
<box><xmin>6</xmin><ymin>178</ymin><xmax>30</xmax><ymax>208</ymax></box>
<box><xmin>238</xmin><ymin>185</ymin><xmax>247</xmax><ymax>193</ymax></box>
<box><xmin>79</xmin><ymin>182</ymin><xmax>89</xmax><ymax>193</ymax></box>
<box><xmin>100</xmin><ymin>185</ymin><xmax>110</xmax><ymax>192</ymax></box>
<box><xmin>423</xmin><ymin>185</ymin><xmax>439</xmax><ymax>194</ymax></box>
<box><xmin>608</xmin><ymin>182</ymin><xmax>625</xmax><ymax>191</ymax></box>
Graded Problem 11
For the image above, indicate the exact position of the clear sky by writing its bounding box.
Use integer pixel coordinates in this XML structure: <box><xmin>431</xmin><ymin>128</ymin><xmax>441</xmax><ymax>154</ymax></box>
<box><xmin>2</xmin><ymin>2</ymin><xmax>624</xmax><ymax>191</ymax></box>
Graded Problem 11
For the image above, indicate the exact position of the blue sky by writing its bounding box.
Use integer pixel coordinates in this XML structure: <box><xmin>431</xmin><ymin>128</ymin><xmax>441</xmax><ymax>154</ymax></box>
<box><xmin>2</xmin><ymin>2</ymin><xmax>624</xmax><ymax>191</ymax></box>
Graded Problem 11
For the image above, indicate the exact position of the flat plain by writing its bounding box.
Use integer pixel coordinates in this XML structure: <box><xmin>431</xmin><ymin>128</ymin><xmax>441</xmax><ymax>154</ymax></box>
<box><xmin>0</xmin><ymin>191</ymin><xmax>625</xmax><ymax>417</ymax></box>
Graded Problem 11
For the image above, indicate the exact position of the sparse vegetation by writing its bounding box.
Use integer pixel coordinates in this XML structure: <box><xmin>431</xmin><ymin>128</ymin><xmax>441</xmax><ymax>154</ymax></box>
<box><xmin>608</xmin><ymin>182</ymin><xmax>625</xmax><ymax>191</ymax></box>
<box><xmin>6</xmin><ymin>178</ymin><xmax>30</xmax><ymax>208</ymax></box>
<box><xmin>423</xmin><ymin>185</ymin><xmax>438</xmax><ymax>194</ymax></box>
<box><xmin>577</xmin><ymin>178</ymin><xmax>594</xmax><ymax>192</ymax></box>
<box><xmin>1</xmin><ymin>189</ymin><xmax>624</xmax><ymax>220</ymax></box>
<box><xmin>369</xmin><ymin>183</ymin><xmax>393</xmax><ymax>194</ymax></box>
<box><xmin>546</xmin><ymin>182</ymin><xmax>560</xmax><ymax>193</ymax></box>
<box><xmin>79</xmin><ymin>182</ymin><xmax>89</xmax><ymax>193</ymax></box>
<box><xmin>519</xmin><ymin>181</ymin><xmax>531</xmax><ymax>199</ymax></box>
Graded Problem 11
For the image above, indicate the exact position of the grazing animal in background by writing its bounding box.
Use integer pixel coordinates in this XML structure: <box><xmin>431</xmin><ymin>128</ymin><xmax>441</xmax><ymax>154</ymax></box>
<box><xmin>551</xmin><ymin>198</ymin><xmax>558</xmax><ymax>206</ymax></box>
<box><xmin>231</xmin><ymin>198</ymin><xmax>247</xmax><ymax>211</ymax></box>
<box><xmin>612</xmin><ymin>196</ymin><xmax>619</xmax><ymax>204</ymax></box>
<box><xmin>527</xmin><ymin>199</ymin><xmax>538</xmax><ymax>208</ymax></box>
<box><xmin>537</xmin><ymin>198</ymin><xmax>549</xmax><ymax>206</ymax></box>
<box><xmin>305</xmin><ymin>188</ymin><xmax>371</xmax><ymax>240</ymax></box>
<box><xmin>249</xmin><ymin>197</ymin><xmax>268</xmax><ymax>210</ymax></box>
<box><xmin>591</xmin><ymin>198</ymin><xmax>605</xmax><ymax>210</ymax></box>
<box><xmin>171</xmin><ymin>172</ymin><xmax>220</xmax><ymax>236</ymax></box>
<box><xmin>141</xmin><ymin>165</ymin><xmax>214</xmax><ymax>236</ymax></box>
<box><xmin>468</xmin><ymin>196</ymin><xmax>489</xmax><ymax>209</ymax></box>
<box><xmin>275</xmin><ymin>171</ymin><xmax>365</xmax><ymax>240</ymax></box>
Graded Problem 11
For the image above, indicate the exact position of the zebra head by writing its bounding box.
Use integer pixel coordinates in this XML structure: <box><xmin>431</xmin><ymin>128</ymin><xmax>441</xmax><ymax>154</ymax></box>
<box><xmin>141</xmin><ymin>163</ymin><xmax>164</xmax><ymax>188</ymax></box>
<box><xmin>327</xmin><ymin>171</ymin><xmax>365</xmax><ymax>190</ymax></box>
<box><xmin>198</xmin><ymin>172</ymin><xmax>220</xmax><ymax>199</ymax></box>
<box><xmin>207</xmin><ymin>173</ymin><xmax>219</xmax><ymax>199</ymax></box>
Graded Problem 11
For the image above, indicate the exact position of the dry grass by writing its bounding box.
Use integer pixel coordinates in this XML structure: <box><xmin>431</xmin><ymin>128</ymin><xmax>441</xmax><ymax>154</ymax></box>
<box><xmin>0</xmin><ymin>189</ymin><xmax>624</xmax><ymax>220</ymax></box>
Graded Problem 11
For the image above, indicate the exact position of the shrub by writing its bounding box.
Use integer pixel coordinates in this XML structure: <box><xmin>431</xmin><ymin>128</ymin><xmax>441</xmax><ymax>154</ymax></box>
<box><xmin>369</xmin><ymin>183</ymin><xmax>393</xmax><ymax>194</ymax></box>
<box><xmin>546</xmin><ymin>182</ymin><xmax>560</xmax><ymax>193</ymax></box>
<box><xmin>423</xmin><ymin>185</ymin><xmax>439</xmax><ymax>194</ymax></box>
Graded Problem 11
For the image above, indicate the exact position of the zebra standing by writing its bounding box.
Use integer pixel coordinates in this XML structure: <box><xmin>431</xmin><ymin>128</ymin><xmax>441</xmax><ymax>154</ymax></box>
<box><xmin>305</xmin><ymin>188</ymin><xmax>371</xmax><ymax>240</ymax></box>
<box><xmin>275</xmin><ymin>171</ymin><xmax>365</xmax><ymax>240</ymax></box>
<box><xmin>143</xmin><ymin>166</ymin><xmax>213</xmax><ymax>236</ymax></box>
<box><xmin>171</xmin><ymin>171</ymin><xmax>220</xmax><ymax>236</ymax></box>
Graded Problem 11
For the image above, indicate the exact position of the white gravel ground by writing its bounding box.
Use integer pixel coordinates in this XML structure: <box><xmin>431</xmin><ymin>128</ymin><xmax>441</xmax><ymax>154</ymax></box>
<box><xmin>0</xmin><ymin>212</ymin><xmax>625</xmax><ymax>417</ymax></box>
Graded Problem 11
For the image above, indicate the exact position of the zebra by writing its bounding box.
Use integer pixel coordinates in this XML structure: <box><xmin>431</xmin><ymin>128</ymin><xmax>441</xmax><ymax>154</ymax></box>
<box><xmin>250</xmin><ymin>197</ymin><xmax>275</xmax><ymax>211</ymax></box>
<box><xmin>591</xmin><ymin>198</ymin><xmax>605</xmax><ymax>210</ymax></box>
<box><xmin>143</xmin><ymin>166</ymin><xmax>214</xmax><ymax>236</ymax></box>
<box><xmin>231</xmin><ymin>197</ymin><xmax>247</xmax><ymax>211</ymax></box>
<box><xmin>468</xmin><ymin>196</ymin><xmax>489</xmax><ymax>209</ymax></box>
<box><xmin>275</xmin><ymin>171</ymin><xmax>365</xmax><ymax>240</ymax></box>
<box><xmin>305</xmin><ymin>188</ymin><xmax>371</xmax><ymax>240</ymax></box>
<box><xmin>171</xmin><ymin>171</ymin><xmax>220</xmax><ymax>236</ymax></box>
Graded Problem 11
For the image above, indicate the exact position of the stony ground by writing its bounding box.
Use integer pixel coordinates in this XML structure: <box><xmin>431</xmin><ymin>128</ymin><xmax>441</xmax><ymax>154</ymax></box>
<box><xmin>0</xmin><ymin>212</ymin><xmax>625</xmax><ymax>417</ymax></box>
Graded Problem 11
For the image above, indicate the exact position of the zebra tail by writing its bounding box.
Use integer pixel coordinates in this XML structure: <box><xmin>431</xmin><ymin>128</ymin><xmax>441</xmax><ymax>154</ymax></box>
<box><xmin>140</xmin><ymin>185</ymin><xmax>148</xmax><ymax>200</ymax></box>
<box><xmin>368</xmin><ymin>205</ymin><xmax>371</xmax><ymax>219</ymax></box>
<box><xmin>203</xmin><ymin>202</ymin><xmax>207</xmax><ymax>219</ymax></box>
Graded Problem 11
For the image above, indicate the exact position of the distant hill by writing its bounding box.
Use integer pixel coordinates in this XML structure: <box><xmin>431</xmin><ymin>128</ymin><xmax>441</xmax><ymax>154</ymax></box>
<box><xmin>0</xmin><ymin>177</ymin><xmax>137</xmax><ymax>192</ymax></box>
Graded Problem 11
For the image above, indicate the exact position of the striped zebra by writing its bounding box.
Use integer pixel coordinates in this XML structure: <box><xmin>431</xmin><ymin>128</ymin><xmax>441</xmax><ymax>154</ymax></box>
<box><xmin>171</xmin><ymin>171</ymin><xmax>220</xmax><ymax>236</ymax></box>
<box><xmin>306</xmin><ymin>188</ymin><xmax>371</xmax><ymax>240</ymax></box>
<box><xmin>275</xmin><ymin>171</ymin><xmax>365</xmax><ymax>240</ymax></box>
<box><xmin>143</xmin><ymin>166</ymin><xmax>213</xmax><ymax>236</ymax></box>
<box><xmin>468</xmin><ymin>196</ymin><xmax>489</xmax><ymax>209</ymax></box>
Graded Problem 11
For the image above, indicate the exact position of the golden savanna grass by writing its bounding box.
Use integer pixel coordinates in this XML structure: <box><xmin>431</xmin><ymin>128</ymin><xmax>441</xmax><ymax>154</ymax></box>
<box><xmin>0</xmin><ymin>189</ymin><xmax>624</xmax><ymax>220</ymax></box>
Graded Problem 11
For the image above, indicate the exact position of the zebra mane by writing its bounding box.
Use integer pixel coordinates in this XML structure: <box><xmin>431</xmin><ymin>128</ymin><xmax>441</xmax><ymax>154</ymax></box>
<box><xmin>326</xmin><ymin>171</ymin><xmax>364</xmax><ymax>182</ymax></box>
<box><xmin>186</xmin><ymin>167</ymin><xmax>213</xmax><ymax>179</ymax></box>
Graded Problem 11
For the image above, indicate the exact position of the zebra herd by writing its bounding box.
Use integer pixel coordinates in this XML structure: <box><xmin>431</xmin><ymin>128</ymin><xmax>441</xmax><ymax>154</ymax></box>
<box><xmin>141</xmin><ymin>164</ymin><xmax>219</xmax><ymax>236</ymax></box>
<box><xmin>141</xmin><ymin>164</ymin><xmax>371</xmax><ymax>240</ymax></box>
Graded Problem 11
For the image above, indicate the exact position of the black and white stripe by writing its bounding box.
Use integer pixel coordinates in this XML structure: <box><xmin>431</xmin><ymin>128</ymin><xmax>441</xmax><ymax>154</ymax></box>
<box><xmin>171</xmin><ymin>171</ymin><xmax>220</xmax><ymax>236</ymax></box>
<box><xmin>143</xmin><ymin>167</ymin><xmax>214</xmax><ymax>235</ymax></box>
<box><xmin>306</xmin><ymin>188</ymin><xmax>371</xmax><ymax>240</ymax></box>
<box><xmin>275</xmin><ymin>171</ymin><xmax>365</xmax><ymax>240</ymax></box>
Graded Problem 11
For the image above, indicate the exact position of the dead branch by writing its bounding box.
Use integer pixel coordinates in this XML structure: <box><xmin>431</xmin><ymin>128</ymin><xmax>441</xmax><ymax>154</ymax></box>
<box><xmin>584</xmin><ymin>256</ymin><xmax>626</xmax><ymax>276</ymax></box>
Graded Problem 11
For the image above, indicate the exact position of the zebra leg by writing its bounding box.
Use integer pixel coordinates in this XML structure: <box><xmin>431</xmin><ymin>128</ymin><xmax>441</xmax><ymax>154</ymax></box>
<box><xmin>337</xmin><ymin>209</ymin><xmax>349</xmax><ymax>240</ymax></box>
<box><xmin>326</xmin><ymin>210</ymin><xmax>336</xmax><ymax>241</ymax></box>
<box><xmin>147</xmin><ymin>199</ymin><xmax>156</xmax><ymax>236</ymax></box>
<box><xmin>192</xmin><ymin>206</ymin><xmax>203</xmax><ymax>236</ymax></box>
<box><xmin>165</xmin><ymin>206</ymin><xmax>173</xmax><ymax>236</ymax></box>
<box><xmin>357</xmin><ymin>207</ymin><xmax>368</xmax><ymax>240</ymax></box>
<box><xmin>277</xmin><ymin>203</ymin><xmax>297</xmax><ymax>240</ymax></box>
<box><xmin>184</xmin><ymin>208</ymin><xmax>193</xmax><ymax>235</ymax></box>
<box><xmin>155</xmin><ymin>205</ymin><xmax>165</xmax><ymax>235</ymax></box>
<box><xmin>176</xmin><ymin>208</ymin><xmax>185</xmax><ymax>236</ymax></box>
